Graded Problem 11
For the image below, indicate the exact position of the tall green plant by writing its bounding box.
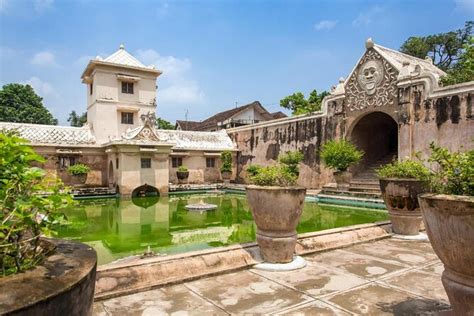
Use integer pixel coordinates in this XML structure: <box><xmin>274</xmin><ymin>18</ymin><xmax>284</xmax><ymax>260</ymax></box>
<box><xmin>220</xmin><ymin>151</ymin><xmax>233</xmax><ymax>173</ymax></box>
<box><xmin>320</xmin><ymin>140</ymin><xmax>364</xmax><ymax>172</ymax></box>
<box><xmin>0</xmin><ymin>133</ymin><xmax>73</xmax><ymax>276</ymax></box>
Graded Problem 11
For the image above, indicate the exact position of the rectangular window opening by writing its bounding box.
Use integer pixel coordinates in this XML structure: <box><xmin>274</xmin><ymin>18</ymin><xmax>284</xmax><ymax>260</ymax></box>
<box><xmin>116</xmin><ymin>158</ymin><xmax>119</xmax><ymax>169</ymax></box>
<box><xmin>121</xmin><ymin>112</ymin><xmax>134</xmax><ymax>124</ymax></box>
<box><xmin>59</xmin><ymin>156</ymin><xmax>77</xmax><ymax>169</ymax></box>
<box><xmin>206</xmin><ymin>158</ymin><xmax>215</xmax><ymax>168</ymax></box>
<box><xmin>172</xmin><ymin>157</ymin><xmax>183</xmax><ymax>168</ymax></box>
<box><xmin>121</xmin><ymin>82</ymin><xmax>134</xmax><ymax>94</ymax></box>
<box><xmin>141</xmin><ymin>158</ymin><xmax>151</xmax><ymax>169</ymax></box>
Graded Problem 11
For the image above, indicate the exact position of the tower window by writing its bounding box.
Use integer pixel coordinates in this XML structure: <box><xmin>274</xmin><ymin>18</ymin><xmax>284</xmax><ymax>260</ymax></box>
<box><xmin>141</xmin><ymin>158</ymin><xmax>151</xmax><ymax>169</ymax></box>
<box><xmin>90</xmin><ymin>83</ymin><xmax>93</xmax><ymax>95</ymax></box>
<box><xmin>122</xmin><ymin>82</ymin><xmax>134</xmax><ymax>94</ymax></box>
<box><xmin>121</xmin><ymin>112</ymin><xmax>134</xmax><ymax>124</ymax></box>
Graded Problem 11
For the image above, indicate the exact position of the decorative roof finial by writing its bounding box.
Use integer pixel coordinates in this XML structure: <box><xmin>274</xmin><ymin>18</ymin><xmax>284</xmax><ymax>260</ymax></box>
<box><xmin>339</xmin><ymin>77</ymin><xmax>345</xmax><ymax>83</ymax></box>
<box><xmin>365</xmin><ymin>38</ymin><xmax>374</xmax><ymax>49</ymax></box>
<box><xmin>119</xmin><ymin>44</ymin><xmax>125</xmax><ymax>50</ymax></box>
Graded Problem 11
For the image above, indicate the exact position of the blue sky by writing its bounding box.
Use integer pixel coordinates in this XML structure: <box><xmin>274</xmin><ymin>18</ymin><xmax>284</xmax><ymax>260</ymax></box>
<box><xmin>0</xmin><ymin>0</ymin><xmax>472</xmax><ymax>125</ymax></box>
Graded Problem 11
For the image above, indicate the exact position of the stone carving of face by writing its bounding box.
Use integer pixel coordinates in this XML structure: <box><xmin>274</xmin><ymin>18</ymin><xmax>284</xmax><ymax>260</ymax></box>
<box><xmin>357</xmin><ymin>60</ymin><xmax>383</xmax><ymax>95</ymax></box>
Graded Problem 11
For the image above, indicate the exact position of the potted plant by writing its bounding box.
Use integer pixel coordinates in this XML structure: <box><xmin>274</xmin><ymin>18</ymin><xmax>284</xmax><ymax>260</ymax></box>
<box><xmin>220</xmin><ymin>150</ymin><xmax>233</xmax><ymax>183</ymax></box>
<box><xmin>246</xmin><ymin>151</ymin><xmax>306</xmax><ymax>263</ymax></box>
<box><xmin>377</xmin><ymin>160</ymin><xmax>431</xmax><ymax>235</ymax></box>
<box><xmin>176</xmin><ymin>166</ymin><xmax>189</xmax><ymax>184</ymax></box>
<box><xmin>67</xmin><ymin>163</ymin><xmax>90</xmax><ymax>186</ymax></box>
<box><xmin>0</xmin><ymin>133</ymin><xmax>97</xmax><ymax>315</ymax></box>
<box><xmin>418</xmin><ymin>143</ymin><xmax>474</xmax><ymax>314</ymax></box>
<box><xmin>320</xmin><ymin>139</ymin><xmax>364</xmax><ymax>189</ymax></box>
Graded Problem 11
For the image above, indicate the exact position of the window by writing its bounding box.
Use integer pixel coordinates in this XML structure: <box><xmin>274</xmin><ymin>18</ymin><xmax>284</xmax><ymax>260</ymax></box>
<box><xmin>121</xmin><ymin>112</ymin><xmax>134</xmax><ymax>124</ymax></box>
<box><xmin>172</xmin><ymin>157</ymin><xmax>183</xmax><ymax>168</ymax></box>
<box><xmin>206</xmin><ymin>158</ymin><xmax>215</xmax><ymax>168</ymax></box>
<box><xmin>116</xmin><ymin>158</ymin><xmax>119</xmax><ymax>169</ymax></box>
<box><xmin>121</xmin><ymin>82</ymin><xmax>134</xmax><ymax>94</ymax></box>
<box><xmin>89</xmin><ymin>83</ymin><xmax>93</xmax><ymax>95</ymax></box>
<box><xmin>59</xmin><ymin>156</ymin><xmax>76</xmax><ymax>169</ymax></box>
<box><xmin>141</xmin><ymin>158</ymin><xmax>151</xmax><ymax>169</ymax></box>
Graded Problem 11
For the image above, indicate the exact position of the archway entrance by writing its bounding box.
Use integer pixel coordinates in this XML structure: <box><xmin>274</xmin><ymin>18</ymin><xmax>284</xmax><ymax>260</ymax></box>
<box><xmin>131</xmin><ymin>184</ymin><xmax>160</xmax><ymax>198</ymax></box>
<box><xmin>349</xmin><ymin>112</ymin><xmax>398</xmax><ymax>171</ymax></box>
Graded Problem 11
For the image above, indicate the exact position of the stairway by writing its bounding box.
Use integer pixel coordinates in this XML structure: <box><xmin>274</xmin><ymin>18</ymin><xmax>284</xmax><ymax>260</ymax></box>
<box><xmin>317</xmin><ymin>155</ymin><xmax>396</xmax><ymax>209</ymax></box>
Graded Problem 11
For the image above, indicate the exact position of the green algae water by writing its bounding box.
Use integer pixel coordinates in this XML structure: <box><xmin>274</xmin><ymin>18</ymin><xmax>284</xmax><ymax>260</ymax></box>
<box><xmin>57</xmin><ymin>193</ymin><xmax>388</xmax><ymax>265</ymax></box>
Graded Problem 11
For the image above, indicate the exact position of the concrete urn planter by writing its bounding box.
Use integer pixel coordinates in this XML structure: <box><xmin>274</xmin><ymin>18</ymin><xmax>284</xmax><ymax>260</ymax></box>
<box><xmin>70</xmin><ymin>174</ymin><xmax>87</xmax><ymax>186</ymax></box>
<box><xmin>221</xmin><ymin>171</ymin><xmax>232</xmax><ymax>183</ymax></box>
<box><xmin>246</xmin><ymin>185</ymin><xmax>306</xmax><ymax>263</ymax></box>
<box><xmin>334</xmin><ymin>171</ymin><xmax>351</xmax><ymax>190</ymax></box>
<box><xmin>418</xmin><ymin>194</ymin><xmax>474</xmax><ymax>315</ymax></box>
<box><xmin>0</xmin><ymin>239</ymin><xmax>97</xmax><ymax>316</ymax></box>
<box><xmin>176</xmin><ymin>171</ymin><xmax>189</xmax><ymax>184</ymax></box>
<box><xmin>379</xmin><ymin>178</ymin><xmax>428</xmax><ymax>235</ymax></box>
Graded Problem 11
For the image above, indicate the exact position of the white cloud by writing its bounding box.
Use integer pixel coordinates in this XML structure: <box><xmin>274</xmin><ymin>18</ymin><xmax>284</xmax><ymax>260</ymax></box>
<box><xmin>314</xmin><ymin>20</ymin><xmax>338</xmax><ymax>31</ymax></box>
<box><xmin>73</xmin><ymin>55</ymin><xmax>94</xmax><ymax>68</ymax></box>
<box><xmin>352</xmin><ymin>6</ymin><xmax>383</xmax><ymax>27</ymax></box>
<box><xmin>454</xmin><ymin>0</ymin><xmax>474</xmax><ymax>14</ymax></box>
<box><xmin>31</xmin><ymin>51</ymin><xmax>57</xmax><ymax>67</ymax></box>
<box><xmin>34</xmin><ymin>0</ymin><xmax>53</xmax><ymax>12</ymax></box>
<box><xmin>0</xmin><ymin>0</ymin><xmax>9</xmax><ymax>13</ymax></box>
<box><xmin>24</xmin><ymin>76</ymin><xmax>57</xmax><ymax>97</ymax></box>
<box><xmin>135</xmin><ymin>49</ymin><xmax>205</xmax><ymax>105</ymax></box>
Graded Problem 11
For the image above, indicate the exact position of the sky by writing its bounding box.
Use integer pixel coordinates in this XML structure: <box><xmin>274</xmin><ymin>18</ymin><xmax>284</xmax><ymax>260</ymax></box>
<box><xmin>0</xmin><ymin>0</ymin><xmax>473</xmax><ymax>125</ymax></box>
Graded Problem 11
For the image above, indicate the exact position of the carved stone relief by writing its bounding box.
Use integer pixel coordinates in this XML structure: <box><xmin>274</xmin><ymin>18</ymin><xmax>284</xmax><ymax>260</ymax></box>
<box><xmin>346</xmin><ymin>49</ymin><xmax>398</xmax><ymax>112</ymax></box>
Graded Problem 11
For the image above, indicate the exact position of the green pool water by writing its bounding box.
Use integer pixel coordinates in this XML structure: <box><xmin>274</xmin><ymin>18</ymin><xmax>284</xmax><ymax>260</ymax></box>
<box><xmin>57</xmin><ymin>193</ymin><xmax>388</xmax><ymax>265</ymax></box>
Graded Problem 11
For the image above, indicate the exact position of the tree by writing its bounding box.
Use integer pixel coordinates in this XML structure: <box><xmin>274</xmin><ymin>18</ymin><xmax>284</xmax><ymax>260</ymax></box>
<box><xmin>400</xmin><ymin>21</ymin><xmax>473</xmax><ymax>71</ymax></box>
<box><xmin>67</xmin><ymin>111</ymin><xmax>87</xmax><ymax>127</ymax></box>
<box><xmin>156</xmin><ymin>117</ymin><xmax>175</xmax><ymax>130</ymax></box>
<box><xmin>280</xmin><ymin>89</ymin><xmax>329</xmax><ymax>115</ymax></box>
<box><xmin>0</xmin><ymin>83</ymin><xmax>57</xmax><ymax>125</ymax></box>
<box><xmin>440</xmin><ymin>37</ymin><xmax>474</xmax><ymax>86</ymax></box>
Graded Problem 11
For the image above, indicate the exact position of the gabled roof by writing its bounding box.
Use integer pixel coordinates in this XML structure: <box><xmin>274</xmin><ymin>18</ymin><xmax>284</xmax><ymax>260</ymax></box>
<box><xmin>271</xmin><ymin>111</ymin><xmax>288</xmax><ymax>119</ymax></box>
<box><xmin>103</xmin><ymin>45</ymin><xmax>150</xmax><ymax>69</ymax></box>
<box><xmin>0</xmin><ymin>122</ymin><xmax>96</xmax><ymax>146</ymax></box>
<box><xmin>175</xmin><ymin>120</ymin><xmax>201</xmax><ymax>131</ymax></box>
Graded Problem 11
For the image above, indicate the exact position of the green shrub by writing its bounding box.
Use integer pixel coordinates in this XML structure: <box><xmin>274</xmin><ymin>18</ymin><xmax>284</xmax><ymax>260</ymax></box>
<box><xmin>250</xmin><ymin>166</ymin><xmax>298</xmax><ymax>187</ymax></box>
<box><xmin>177</xmin><ymin>166</ymin><xmax>188</xmax><ymax>172</ymax></box>
<box><xmin>428</xmin><ymin>142</ymin><xmax>474</xmax><ymax>196</ymax></box>
<box><xmin>220</xmin><ymin>151</ymin><xmax>232</xmax><ymax>173</ymax></box>
<box><xmin>278</xmin><ymin>151</ymin><xmax>304</xmax><ymax>177</ymax></box>
<box><xmin>67</xmin><ymin>163</ymin><xmax>90</xmax><ymax>176</ymax></box>
<box><xmin>0</xmin><ymin>133</ymin><xmax>73</xmax><ymax>276</ymax></box>
<box><xmin>320</xmin><ymin>140</ymin><xmax>364</xmax><ymax>172</ymax></box>
<box><xmin>246</xmin><ymin>164</ymin><xmax>262</xmax><ymax>177</ymax></box>
<box><xmin>377</xmin><ymin>160</ymin><xmax>431</xmax><ymax>181</ymax></box>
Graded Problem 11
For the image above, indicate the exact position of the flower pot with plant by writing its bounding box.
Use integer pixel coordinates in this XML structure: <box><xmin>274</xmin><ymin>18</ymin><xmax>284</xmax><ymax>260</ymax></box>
<box><xmin>67</xmin><ymin>163</ymin><xmax>90</xmax><ymax>186</ymax></box>
<box><xmin>220</xmin><ymin>150</ymin><xmax>233</xmax><ymax>183</ymax></box>
<box><xmin>418</xmin><ymin>143</ymin><xmax>474</xmax><ymax>314</ymax></box>
<box><xmin>176</xmin><ymin>166</ymin><xmax>189</xmax><ymax>184</ymax></box>
<box><xmin>246</xmin><ymin>151</ymin><xmax>306</xmax><ymax>263</ymax></box>
<box><xmin>377</xmin><ymin>160</ymin><xmax>431</xmax><ymax>235</ymax></box>
<box><xmin>320</xmin><ymin>140</ymin><xmax>364</xmax><ymax>189</ymax></box>
<box><xmin>0</xmin><ymin>133</ymin><xmax>96</xmax><ymax>315</ymax></box>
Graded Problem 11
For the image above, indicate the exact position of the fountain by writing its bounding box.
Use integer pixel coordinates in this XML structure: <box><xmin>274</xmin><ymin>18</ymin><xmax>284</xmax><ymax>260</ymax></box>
<box><xmin>185</xmin><ymin>199</ymin><xmax>217</xmax><ymax>211</ymax></box>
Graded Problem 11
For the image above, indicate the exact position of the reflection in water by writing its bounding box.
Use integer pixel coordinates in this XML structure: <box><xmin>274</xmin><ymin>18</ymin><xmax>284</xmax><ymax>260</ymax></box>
<box><xmin>57</xmin><ymin>194</ymin><xmax>388</xmax><ymax>265</ymax></box>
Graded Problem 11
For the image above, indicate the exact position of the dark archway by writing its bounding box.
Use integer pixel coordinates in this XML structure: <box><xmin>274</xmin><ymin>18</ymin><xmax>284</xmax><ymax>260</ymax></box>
<box><xmin>349</xmin><ymin>112</ymin><xmax>398</xmax><ymax>170</ymax></box>
<box><xmin>131</xmin><ymin>184</ymin><xmax>160</xmax><ymax>198</ymax></box>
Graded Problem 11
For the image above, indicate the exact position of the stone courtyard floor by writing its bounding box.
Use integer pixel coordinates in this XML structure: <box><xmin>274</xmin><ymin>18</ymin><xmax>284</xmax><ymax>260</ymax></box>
<box><xmin>93</xmin><ymin>237</ymin><xmax>451</xmax><ymax>315</ymax></box>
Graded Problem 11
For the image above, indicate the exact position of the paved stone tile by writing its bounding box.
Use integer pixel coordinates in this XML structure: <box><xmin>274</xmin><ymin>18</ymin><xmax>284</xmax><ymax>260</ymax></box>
<box><xmin>325</xmin><ymin>283</ymin><xmax>451</xmax><ymax>315</ymax></box>
<box><xmin>185</xmin><ymin>270</ymin><xmax>313</xmax><ymax>314</ymax></box>
<box><xmin>98</xmin><ymin>284</ymin><xmax>226</xmax><ymax>315</ymax></box>
<box><xmin>380</xmin><ymin>270</ymin><xmax>449</xmax><ymax>303</ymax></box>
<box><xmin>93</xmin><ymin>302</ymin><xmax>108</xmax><ymax>316</ymax></box>
<box><xmin>420</xmin><ymin>261</ymin><xmax>444</xmax><ymax>276</ymax></box>
<box><xmin>273</xmin><ymin>299</ymin><xmax>351</xmax><ymax>315</ymax></box>
<box><xmin>251</xmin><ymin>260</ymin><xmax>369</xmax><ymax>298</ymax></box>
<box><xmin>342</xmin><ymin>239</ymin><xmax>439</xmax><ymax>267</ymax></box>
<box><xmin>307</xmin><ymin>249</ymin><xmax>408</xmax><ymax>280</ymax></box>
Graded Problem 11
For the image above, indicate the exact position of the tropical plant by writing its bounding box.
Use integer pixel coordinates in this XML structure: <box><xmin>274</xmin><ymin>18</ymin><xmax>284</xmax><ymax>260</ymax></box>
<box><xmin>377</xmin><ymin>160</ymin><xmax>431</xmax><ymax>181</ymax></box>
<box><xmin>0</xmin><ymin>133</ymin><xmax>73</xmax><ymax>276</ymax></box>
<box><xmin>320</xmin><ymin>140</ymin><xmax>364</xmax><ymax>172</ymax></box>
<box><xmin>279</xmin><ymin>151</ymin><xmax>304</xmax><ymax>177</ymax></box>
<box><xmin>246</xmin><ymin>164</ymin><xmax>262</xmax><ymax>177</ymax></box>
<box><xmin>67</xmin><ymin>163</ymin><xmax>90</xmax><ymax>176</ymax></box>
<box><xmin>250</xmin><ymin>151</ymin><xmax>303</xmax><ymax>186</ymax></box>
<box><xmin>177</xmin><ymin>166</ymin><xmax>188</xmax><ymax>172</ymax></box>
<box><xmin>427</xmin><ymin>142</ymin><xmax>474</xmax><ymax>196</ymax></box>
<box><xmin>220</xmin><ymin>151</ymin><xmax>233</xmax><ymax>173</ymax></box>
<box><xmin>67</xmin><ymin>111</ymin><xmax>87</xmax><ymax>127</ymax></box>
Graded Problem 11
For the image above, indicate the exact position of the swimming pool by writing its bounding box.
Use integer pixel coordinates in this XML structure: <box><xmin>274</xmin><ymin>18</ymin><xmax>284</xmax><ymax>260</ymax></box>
<box><xmin>57</xmin><ymin>193</ymin><xmax>388</xmax><ymax>265</ymax></box>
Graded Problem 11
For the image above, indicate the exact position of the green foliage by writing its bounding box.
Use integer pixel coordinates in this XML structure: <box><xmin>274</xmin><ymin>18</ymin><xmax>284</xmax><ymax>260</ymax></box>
<box><xmin>280</xmin><ymin>90</ymin><xmax>329</xmax><ymax>115</ymax></box>
<box><xmin>428</xmin><ymin>142</ymin><xmax>474</xmax><ymax>196</ymax></box>
<box><xmin>177</xmin><ymin>166</ymin><xmax>188</xmax><ymax>172</ymax></box>
<box><xmin>220</xmin><ymin>151</ymin><xmax>233</xmax><ymax>173</ymax></box>
<box><xmin>377</xmin><ymin>160</ymin><xmax>431</xmax><ymax>181</ymax></box>
<box><xmin>0</xmin><ymin>133</ymin><xmax>73</xmax><ymax>276</ymax></box>
<box><xmin>440</xmin><ymin>37</ymin><xmax>474</xmax><ymax>86</ymax></box>
<box><xmin>67</xmin><ymin>111</ymin><xmax>87</xmax><ymax>127</ymax></box>
<box><xmin>156</xmin><ymin>117</ymin><xmax>176</xmax><ymax>130</ymax></box>
<box><xmin>67</xmin><ymin>163</ymin><xmax>90</xmax><ymax>176</ymax></box>
<box><xmin>400</xmin><ymin>21</ymin><xmax>473</xmax><ymax>71</ymax></box>
<box><xmin>249</xmin><ymin>151</ymin><xmax>303</xmax><ymax>186</ymax></box>
<box><xmin>320</xmin><ymin>140</ymin><xmax>364</xmax><ymax>172</ymax></box>
<box><xmin>0</xmin><ymin>83</ymin><xmax>58</xmax><ymax>125</ymax></box>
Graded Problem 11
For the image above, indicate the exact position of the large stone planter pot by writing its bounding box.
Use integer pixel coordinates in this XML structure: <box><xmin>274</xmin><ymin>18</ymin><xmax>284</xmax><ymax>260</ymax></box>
<box><xmin>418</xmin><ymin>194</ymin><xmax>474</xmax><ymax>315</ymax></box>
<box><xmin>334</xmin><ymin>171</ymin><xmax>351</xmax><ymax>190</ymax></box>
<box><xmin>246</xmin><ymin>185</ymin><xmax>306</xmax><ymax>263</ymax></box>
<box><xmin>379</xmin><ymin>178</ymin><xmax>428</xmax><ymax>235</ymax></box>
<box><xmin>70</xmin><ymin>174</ymin><xmax>87</xmax><ymax>186</ymax></box>
<box><xmin>176</xmin><ymin>171</ymin><xmax>189</xmax><ymax>184</ymax></box>
<box><xmin>0</xmin><ymin>239</ymin><xmax>97</xmax><ymax>316</ymax></box>
<box><xmin>221</xmin><ymin>171</ymin><xmax>232</xmax><ymax>184</ymax></box>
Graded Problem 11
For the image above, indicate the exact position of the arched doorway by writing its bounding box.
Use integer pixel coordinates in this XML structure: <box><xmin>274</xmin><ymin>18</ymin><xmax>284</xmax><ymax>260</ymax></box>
<box><xmin>131</xmin><ymin>184</ymin><xmax>160</xmax><ymax>198</ymax></box>
<box><xmin>108</xmin><ymin>161</ymin><xmax>114</xmax><ymax>187</ymax></box>
<box><xmin>349</xmin><ymin>111</ymin><xmax>398</xmax><ymax>170</ymax></box>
